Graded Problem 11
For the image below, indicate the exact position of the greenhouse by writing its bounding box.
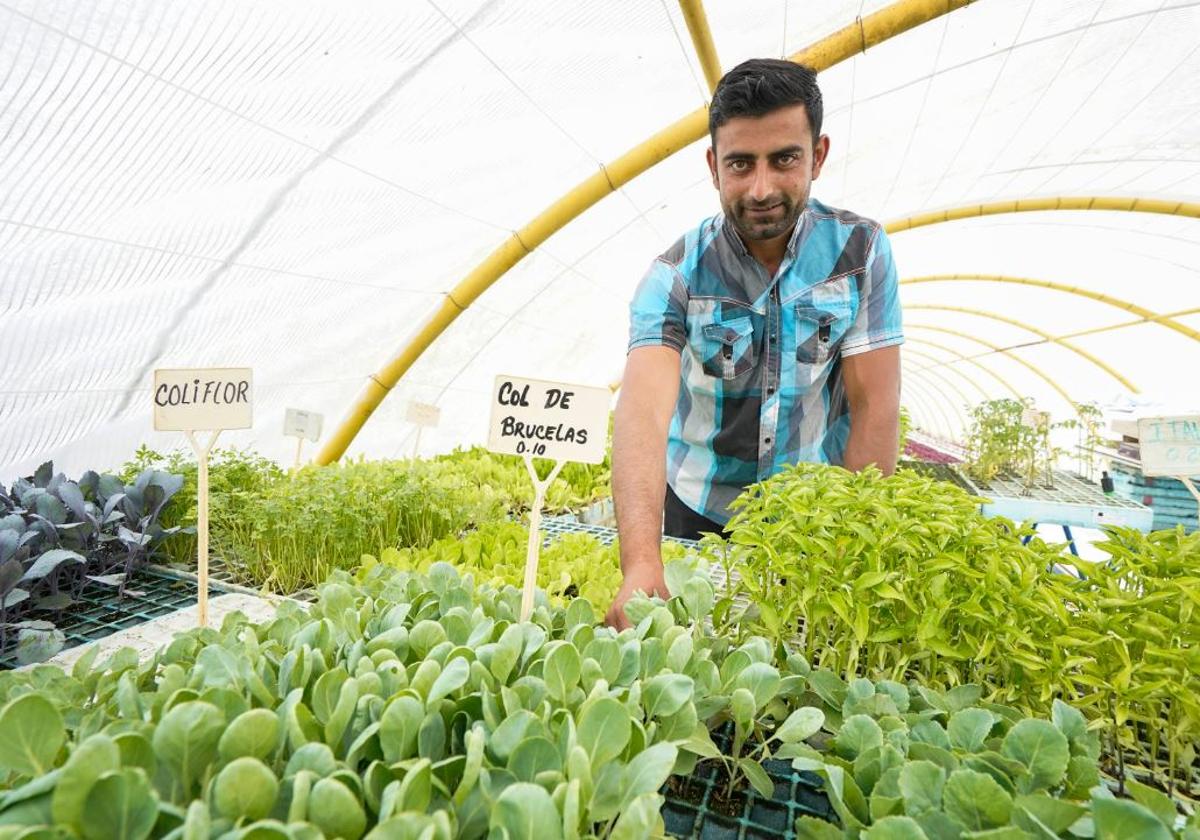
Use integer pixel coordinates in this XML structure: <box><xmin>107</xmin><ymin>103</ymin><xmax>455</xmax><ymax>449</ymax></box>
<box><xmin>1</xmin><ymin>0</ymin><xmax>1199</xmax><ymax>837</ymax></box>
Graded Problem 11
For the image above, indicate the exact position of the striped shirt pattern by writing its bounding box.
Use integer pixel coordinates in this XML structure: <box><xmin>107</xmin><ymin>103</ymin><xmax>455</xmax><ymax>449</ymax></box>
<box><xmin>628</xmin><ymin>199</ymin><xmax>904</xmax><ymax>525</ymax></box>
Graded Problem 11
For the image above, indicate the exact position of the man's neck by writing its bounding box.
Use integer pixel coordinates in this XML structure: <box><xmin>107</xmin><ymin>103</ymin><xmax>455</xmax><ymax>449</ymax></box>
<box><xmin>743</xmin><ymin>231</ymin><xmax>791</xmax><ymax>279</ymax></box>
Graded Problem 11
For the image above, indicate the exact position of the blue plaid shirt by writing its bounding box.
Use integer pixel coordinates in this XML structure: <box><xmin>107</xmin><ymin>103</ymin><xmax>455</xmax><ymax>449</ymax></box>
<box><xmin>628</xmin><ymin>199</ymin><xmax>904</xmax><ymax>525</ymax></box>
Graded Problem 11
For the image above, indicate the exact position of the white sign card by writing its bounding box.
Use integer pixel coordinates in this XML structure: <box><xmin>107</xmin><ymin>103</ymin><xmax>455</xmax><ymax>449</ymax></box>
<box><xmin>487</xmin><ymin>375</ymin><xmax>612</xmax><ymax>622</ymax></box>
<box><xmin>153</xmin><ymin>366</ymin><xmax>253</xmax><ymax>629</ymax></box>
<box><xmin>406</xmin><ymin>401</ymin><xmax>442</xmax><ymax>428</ymax></box>
<box><xmin>1137</xmin><ymin>416</ymin><xmax>1200</xmax><ymax>478</ymax></box>
<box><xmin>487</xmin><ymin>376</ymin><xmax>610</xmax><ymax>464</ymax></box>
<box><xmin>153</xmin><ymin>368</ymin><xmax>253</xmax><ymax>431</ymax></box>
<box><xmin>284</xmin><ymin>408</ymin><xmax>323</xmax><ymax>442</ymax></box>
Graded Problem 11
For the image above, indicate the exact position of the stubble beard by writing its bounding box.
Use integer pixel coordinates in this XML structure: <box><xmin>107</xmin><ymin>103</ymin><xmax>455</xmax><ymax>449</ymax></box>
<box><xmin>728</xmin><ymin>191</ymin><xmax>806</xmax><ymax>243</ymax></box>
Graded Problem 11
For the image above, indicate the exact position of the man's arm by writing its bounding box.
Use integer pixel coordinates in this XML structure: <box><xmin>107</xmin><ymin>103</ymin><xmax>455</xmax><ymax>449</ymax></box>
<box><xmin>605</xmin><ymin>345</ymin><xmax>681</xmax><ymax>629</ymax></box>
<box><xmin>841</xmin><ymin>345</ymin><xmax>901</xmax><ymax>475</ymax></box>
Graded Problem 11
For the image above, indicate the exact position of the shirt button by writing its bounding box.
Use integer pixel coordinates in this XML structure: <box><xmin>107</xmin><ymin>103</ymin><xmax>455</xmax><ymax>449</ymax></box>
<box><xmin>767</xmin><ymin>387</ymin><xmax>775</xmax><ymax>395</ymax></box>
<box><xmin>764</xmin><ymin>437</ymin><xmax>772</xmax><ymax>444</ymax></box>
<box><xmin>769</xmin><ymin>334</ymin><xmax>776</xmax><ymax>343</ymax></box>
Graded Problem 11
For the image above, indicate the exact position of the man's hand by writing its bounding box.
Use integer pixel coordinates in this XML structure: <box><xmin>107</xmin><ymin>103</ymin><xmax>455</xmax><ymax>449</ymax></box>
<box><xmin>605</xmin><ymin>561</ymin><xmax>669</xmax><ymax>630</ymax></box>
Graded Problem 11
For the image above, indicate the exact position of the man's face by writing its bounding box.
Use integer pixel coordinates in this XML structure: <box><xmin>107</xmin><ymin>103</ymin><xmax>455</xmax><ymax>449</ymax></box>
<box><xmin>706</xmin><ymin>104</ymin><xmax>829</xmax><ymax>245</ymax></box>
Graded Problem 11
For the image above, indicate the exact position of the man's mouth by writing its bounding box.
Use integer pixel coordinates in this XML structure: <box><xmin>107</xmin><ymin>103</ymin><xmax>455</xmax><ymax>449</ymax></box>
<box><xmin>746</xmin><ymin>204</ymin><xmax>782</xmax><ymax>214</ymax></box>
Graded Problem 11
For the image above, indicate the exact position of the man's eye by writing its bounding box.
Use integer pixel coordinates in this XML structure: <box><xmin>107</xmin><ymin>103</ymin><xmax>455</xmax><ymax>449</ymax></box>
<box><xmin>776</xmin><ymin>154</ymin><xmax>798</xmax><ymax>166</ymax></box>
<box><xmin>729</xmin><ymin>160</ymin><xmax>750</xmax><ymax>172</ymax></box>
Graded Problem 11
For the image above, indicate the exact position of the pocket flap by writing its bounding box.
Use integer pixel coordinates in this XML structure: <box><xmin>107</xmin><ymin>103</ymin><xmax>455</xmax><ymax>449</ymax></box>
<box><xmin>702</xmin><ymin>317</ymin><xmax>752</xmax><ymax>346</ymax></box>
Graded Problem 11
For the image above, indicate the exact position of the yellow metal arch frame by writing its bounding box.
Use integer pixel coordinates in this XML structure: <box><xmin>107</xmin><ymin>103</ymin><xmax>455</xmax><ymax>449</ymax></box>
<box><xmin>885</xmin><ymin>196</ymin><xmax>1200</xmax><ymax>235</ymax></box>
<box><xmin>678</xmin><ymin>0</ymin><xmax>723</xmax><ymax>94</ymax></box>
<box><xmin>902</xmin><ymin>374</ymin><xmax>957</xmax><ymax>440</ymax></box>
<box><xmin>901</xmin><ymin>274</ymin><xmax>1200</xmax><ymax>346</ymax></box>
<box><xmin>904</xmin><ymin>304</ymin><xmax>1138</xmax><ymax>392</ymax></box>
<box><xmin>316</xmin><ymin>0</ymin><xmax>977</xmax><ymax>464</ymax></box>
<box><xmin>903</xmin><ymin>347</ymin><xmax>991</xmax><ymax>403</ymax></box>
<box><xmin>903</xmin><ymin>336</ymin><xmax>1023</xmax><ymax>400</ymax></box>
<box><xmin>904</xmin><ymin>323</ymin><xmax>1077</xmax><ymax>410</ymax></box>
<box><xmin>902</xmin><ymin>362</ymin><xmax>970</xmax><ymax>428</ymax></box>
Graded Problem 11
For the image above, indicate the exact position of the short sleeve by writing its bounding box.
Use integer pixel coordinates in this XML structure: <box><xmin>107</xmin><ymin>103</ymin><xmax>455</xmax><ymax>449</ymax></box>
<box><xmin>841</xmin><ymin>226</ymin><xmax>904</xmax><ymax>357</ymax></box>
<box><xmin>627</xmin><ymin>258</ymin><xmax>688</xmax><ymax>353</ymax></box>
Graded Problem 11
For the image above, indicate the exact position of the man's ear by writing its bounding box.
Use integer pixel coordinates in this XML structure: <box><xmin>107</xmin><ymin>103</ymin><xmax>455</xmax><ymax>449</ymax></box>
<box><xmin>706</xmin><ymin>145</ymin><xmax>719</xmax><ymax>190</ymax></box>
<box><xmin>811</xmin><ymin>134</ymin><xmax>831</xmax><ymax>180</ymax></box>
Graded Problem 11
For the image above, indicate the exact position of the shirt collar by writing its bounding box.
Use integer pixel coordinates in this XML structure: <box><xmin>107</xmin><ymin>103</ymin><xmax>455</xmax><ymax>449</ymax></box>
<box><xmin>719</xmin><ymin>203</ymin><xmax>814</xmax><ymax>261</ymax></box>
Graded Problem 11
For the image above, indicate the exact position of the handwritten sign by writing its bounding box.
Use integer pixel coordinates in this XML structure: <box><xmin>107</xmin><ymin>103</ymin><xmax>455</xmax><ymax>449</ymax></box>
<box><xmin>487</xmin><ymin>376</ymin><xmax>610</xmax><ymax>465</ymax></box>
<box><xmin>153</xmin><ymin>368</ymin><xmax>253</xmax><ymax>431</ymax></box>
<box><xmin>406</xmin><ymin>401</ymin><xmax>442</xmax><ymax>428</ymax></box>
<box><xmin>1138</xmin><ymin>415</ymin><xmax>1200</xmax><ymax>478</ymax></box>
<box><xmin>284</xmin><ymin>408</ymin><xmax>323</xmax><ymax>442</ymax></box>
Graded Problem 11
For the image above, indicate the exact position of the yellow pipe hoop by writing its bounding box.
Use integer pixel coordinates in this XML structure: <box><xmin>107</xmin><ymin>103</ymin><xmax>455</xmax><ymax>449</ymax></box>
<box><xmin>901</xmin><ymin>274</ymin><xmax>1200</xmax><ymax>346</ymax></box>
<box><xmin>905</xmin><ymin>304</ymin><xmax>1138</xmax><ymax>392</ymax></box>
<box><xmin>678</xmin><ymin>0</ymin><xmax>723</xmax><ymax>94</ymax></box>
<box><xmin>901</xmin><ymin>373</ymin><xmax>957</xmax><ymax>439</ymax></box>
<box><xmin>903</xmin><ymin>347</ymin><xmax>991</xmax><ymax>403</ymax></box>
<box><xmin>885</xmin><ymin>196</ymin><xmax>1200</xmax><ymax>235</ymax></box>
<box><xmin>903</xmin><ymin>336</ymin><xmax>1023</xmax><ymax>400</ymax></box>
<box><xmin>902</xmin><ymin>362</ymin><xmax>971</xmax><ymax>429</ymax></box>
<box><xmin>316</xmin><ymin>0</ymin><xmax>977</xmax><ymax>465</ymax></box>
<box><xmin>904</xmin><ymin>323</ymin><xmax>1077</xmax><ymax>411</ymax></box>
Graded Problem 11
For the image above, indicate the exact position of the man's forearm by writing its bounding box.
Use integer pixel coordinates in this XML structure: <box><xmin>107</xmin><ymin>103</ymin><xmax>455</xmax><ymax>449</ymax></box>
<box><xmin>842</xmin><ymin>403</ymin><xmax>899</xmax><ymax>475</ymax></box>
<box><xmin>612</xmin><ymin>409</ymin><xmax>669</xmax><ymax>574</ymax></box>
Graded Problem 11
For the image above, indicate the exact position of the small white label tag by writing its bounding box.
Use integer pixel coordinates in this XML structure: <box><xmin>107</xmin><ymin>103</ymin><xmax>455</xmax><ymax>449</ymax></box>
<box><xmin>1137</xmin><ymin>415</ymin><xmax>1200</xmax><ymax>478</ymax></box>
<box><xmin>153</xmin><ymin>368</ymin><xmax>253</xmax><ymax>431</ymax></box>
<box><xmin>487</xmin><ymin>375</ymin><xmax>610</xmax><ymax>465</ymax></box>
<box><xmin>406</xmin><ymin>402</ymin><xmax>442</xmax><ymax>428</ymax></box>
<box><xmin>283</xmin><ymin>408</ymin><xmax>323</xmax><ymax>442</ymax></box>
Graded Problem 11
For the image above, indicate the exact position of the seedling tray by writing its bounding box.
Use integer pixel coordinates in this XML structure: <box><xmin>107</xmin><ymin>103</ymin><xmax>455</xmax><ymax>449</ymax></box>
<box><xmin>897</xmin><ymin>459</ymin><xmax>977</xmax><ymax>494</ymax></box>
<box><xmin>662</xmin><ymin>729</ymin><xmax>835</xmax><ymax>839</ymax></box>
<box><xmin>0</xmin><ymin>567</ymin><xmax>227</xmax><ymax>670</ymax></box>
<box><xmin>541</xmin><ymin>516</ymin><xmax>699</xmax><ymax>548</ymax></box>
<box><xmin>961</xmin><ymin>469</ymin><xmax>1154</xmax><ymax>531</ymax></box>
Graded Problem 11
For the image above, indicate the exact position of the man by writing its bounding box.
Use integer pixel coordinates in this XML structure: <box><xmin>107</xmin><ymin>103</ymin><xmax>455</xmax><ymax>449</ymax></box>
<box><xmin>605</xmin><ymin>58</ymin><xmax>903</xmax><ymax>629</ymax></box>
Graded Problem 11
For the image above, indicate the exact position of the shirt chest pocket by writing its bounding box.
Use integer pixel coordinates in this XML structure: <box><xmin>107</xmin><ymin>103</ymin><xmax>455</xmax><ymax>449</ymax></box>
<box><xmin>698</xmin><ymin>316</ymin><xmax>755</xmax><ymax>379</ymax></box>
<box><xmin>793</xmin><ymin>276</ymin><xmax>857</xmax><ymax>365</ymax></box>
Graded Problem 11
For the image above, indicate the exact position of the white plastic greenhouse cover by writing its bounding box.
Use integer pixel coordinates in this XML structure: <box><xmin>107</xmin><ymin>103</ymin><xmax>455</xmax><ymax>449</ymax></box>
<box><xmin>3</xmin><ymin>0</ymin><xmax>1199</xmax><ymax>477</ymax></box>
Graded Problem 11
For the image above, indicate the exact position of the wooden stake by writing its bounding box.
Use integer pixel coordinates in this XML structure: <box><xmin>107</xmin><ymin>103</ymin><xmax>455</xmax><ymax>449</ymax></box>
<box><xmin>519</xmin><ymin>456</ymin><xmax>565</xmax><ymax>622</ymax></box>
<box><xmin>293</xmin><ymin>435</ymin><xmax>304</xmax><ymax>471</ymax></box>
<box><xmin>184</xmin><ymin>429</ymin><xmax>222</xmax><ymax>628</ymax></box>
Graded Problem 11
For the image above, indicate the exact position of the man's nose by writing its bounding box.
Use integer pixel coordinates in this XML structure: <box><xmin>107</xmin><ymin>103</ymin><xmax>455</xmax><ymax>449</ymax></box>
<box><xmin>749</xmin><ymin>162</ymin><xmax>772</xmax><ymax>202</ymax></box>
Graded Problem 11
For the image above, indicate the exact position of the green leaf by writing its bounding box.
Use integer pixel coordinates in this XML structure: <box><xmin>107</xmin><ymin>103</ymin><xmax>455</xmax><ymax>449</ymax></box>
<box><xmin>543</xmin><ymin>643</ymin><xmax>582</xmax><ymax>704</ymax></box>
<box><xmin>379</xmin><ymin>696</ymin><xmax>424</xmax><ymax>763</ymax></box>
<box><xmin>1000</xmin><ymin>719</ymin><xmax>1069</xmax><ymax>792</ymax></box>
<box><xmin>1050</xmin><ymin>699</ymin><xmax>1087</xmax><ymax>743</ymax></box>
<box><xmin>1013</xmin><ymin>793</ymin><xmax>1087</xmax><ymax>836</ymax></box>
<box><xmin>218</xmin><ymin>708</ymin><xmax>280</xmax><ymax>762</ymax></box>
<box><xmin>795</xmin><ymin>816</ymin><xmax>846</xmax><ymax>840</ymax></box>
<box><xmin>308</xmin><ymin>777</ymin><xmax>367</xmax><ymax>840</ymax></box>
<box><xmin>775</xmin><ymin>706</ymin><xmax>824</xmax><ymax>744</ymax></box>
<box><xmin>50</xmin><ymin>734</ymin><xmax>120</xmax><ymax>832</ymax></box>
<box><xmin>739</xmin><ymin>758</ymin><xmax>775</xmax><ymax>799</ymax></box>
<box><xmin>735</xmin><ymin>662</ymin><xmax>782</xmax><ymax>709</ymax></box>
<box><xmin>943</xmin><ymin>769</ymin><xmax>1013</xmax><ymax>831</ymax></box>
<box><xmin>151</xmin><ymin>701</ymin><xmax>224</xmax><ymax>797</ymax></box>
<box><xmin>609</xmin><ymin>791</ymin><xmax>662</xmax><ymax>840</ymax></box>
<box><xmin>508</xmin><ymin>737</ymin><xmax>560</xmax><ymax>783</ymax></box>
<box><xmin>1064</xmin><ymin>755</ymin><xmax>1099</xmax><ymax>799</ymax></box>
<box><xmin>835</xmin><ymin>715</ymin><xmax>883</xmax><ymax>760</ymax></box>
<box><xmin>898</xmin><ymin>760</ymin><xmax>945</xmax><ymax>816</ymax></box>
<box><xmin>1125</xmin><ymin>780</ymin><xmax>1178</xmax><ymax>831</ymax></box>
<box><xmin>577</xmin><ymin>698</ymin><xmax>630</xmax><ymax>768</ymax></box>
<box><xmin>947</xmin><ymin>709</ymin><xmax>994</xmax><ymax>752</ymax></box>
<box><xmin>864</xmin><ymin>816</ymin><xmax>930</xmax><ymax>839</ymax></box>
<box><xmin>491</xmin><ymin>782</ymin><xmax>565</xmax><ymax>840</ymax></box>
<box><xmin>489</xmin><ymin>710</ymin><xmax>541</xmax><ymax>765</ymax></box>
<box><xmin>643</xmin><ymin>673</ymin><xmax>693</xmax><ymax>719</ymax></box>
<box><xmin>0</xmin><ymin>693</ymin><xmax>65</xmax><ymax>777</ymax></box>
<box><xmin>427</xmin><ymin>656</ymin><xmax>470</xmax><ymax>705</ymax></box>
<box><xmin>622</xmin><ymin>742</ymin><xmax>678</xmax><ymax>806</ymax></box>
<box><xmin>1092</xmin><ymin>797</ymin><xmax>1172</xmax><ymax>840</ymax></box>
<box><xmin>213</xmin><ymin>757</ymin><xmax>279</xmax><ymax>821</ymax></box>
<box><xmin>81</xmin><ymin>769</ymin><xmax>157</xmax><ymax>840</ymax></box>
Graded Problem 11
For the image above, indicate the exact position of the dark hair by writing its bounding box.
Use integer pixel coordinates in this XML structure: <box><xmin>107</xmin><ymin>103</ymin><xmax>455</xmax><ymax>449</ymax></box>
<box><xmin>708</xmin><ymin>58</ymin><xmax>823</xmax><ymax>147</ymax></box>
